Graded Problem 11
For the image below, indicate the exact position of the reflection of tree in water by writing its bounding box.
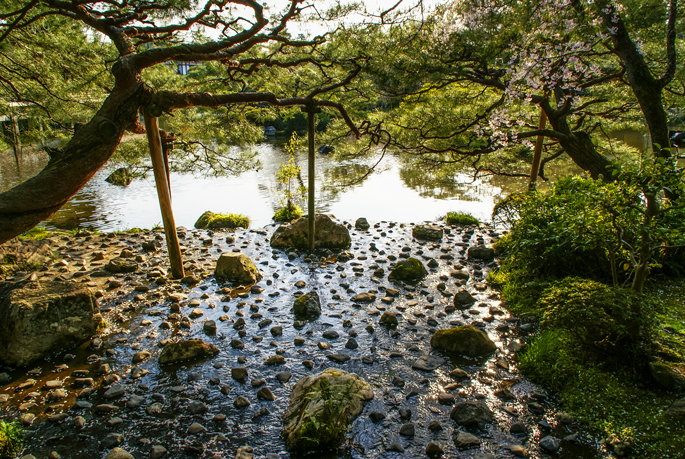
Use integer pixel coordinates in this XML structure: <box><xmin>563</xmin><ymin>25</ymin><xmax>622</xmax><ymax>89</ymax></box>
<box><xmin>319</xmin><ymin>162</ymin><xmax>375</xmax><ymax>200</ymax></box>
<box><xmin>399</xmin><ymin>166</ymin><xmax>485</xmax><ymax>201</ymax></box>
<box><xmin>43</xmin><ymin>185</ymin><xmax>115</xmax><ymax>231</ymax></box>
<box><xmin>0</xmin><ymin>149</ymin><xmax>48</xmax><ymax>192</ymax></box>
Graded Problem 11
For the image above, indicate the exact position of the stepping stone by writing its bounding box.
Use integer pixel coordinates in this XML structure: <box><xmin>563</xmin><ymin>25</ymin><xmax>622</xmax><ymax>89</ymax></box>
<box><xmin>327</xmin><ymin>354</ymin><xmax>351</xmax><ymax>363</ymax></box>
<box><xmin>412</xmin><ymin>354</ymin><xmax>445</xmax><ymax>371</ymax></box>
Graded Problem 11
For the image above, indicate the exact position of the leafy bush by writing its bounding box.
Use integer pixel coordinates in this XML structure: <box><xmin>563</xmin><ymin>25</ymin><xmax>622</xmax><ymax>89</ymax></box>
<box><xmin>538</xmin><ymin>278</ymin><xmax>661</xmax><ymax>363</ymax></box>
<box><xmin>273</xmin><ymin>203</ymin><xmax>303</xmax><ymax>222</ymax></box>
<box><xmin>518</xmin><ymin>329</ymin><xmax>581</xmax><ymax>392</ymax></box>
<box><xmin>0</xmin><ymin>421</ymin><xmax>23</xmax><ymax>459</ymax></box>
<box><xmin>445</xmin><ymin>211</ymin><xmax>480</xmax><ymax>226</ymax></box>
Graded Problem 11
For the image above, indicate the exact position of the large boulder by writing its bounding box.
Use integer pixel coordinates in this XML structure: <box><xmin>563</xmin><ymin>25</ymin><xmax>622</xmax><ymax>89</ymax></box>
<box><xmin>430</xmin><ymin>326</ymin><xmax>497</xmax><ymax>357</ymax></box>
<box><xmin>0</xmin><ymin>281</ymin><xmax>102</xmax><ymax>367</ymax></box>
<box><xmin>215</xmin><ymin>253</ymin><xmax>262</xmax><ymax>284</ymax></box>
<box><xmin>388</xmin><ymin>257</ymin><xmax>428</xmax><ymax>281</ymax></box>
<box><xmin>158</xmin><ymin>339</ymin><xmax>219</xmax><ymax>365</ymax></box>
<box><xmin>270</xmin><ymin>214</ymin><xmax>351</xmax><ymax>250</ymax></box>
<box><xmin>450</xmin><ymin>401</ymin><xmax>494</xmax><ymax>429</ymax></box>
<box><xmin>412</xmin><ymin>224</ymin><xmax>443</xmax><ymax>241</ymax></box>
<box><xmin>292</xmin><ymin>291</ymin><xmax>321</xmax><ymax>320</ymax></box>
<box><xmin>195</xmin><ymin>211</ymin><xmax>249</xmax><ymax>229</ymax></box>
<box><xmin>282</xmin><ymin>369</ymin><xmax>373</xmax><ymax>453</ymax></box>
<box><xmin>649</xmin><ymin>361</ymin><xmax>685</xmax><ymax>391</ymax></box>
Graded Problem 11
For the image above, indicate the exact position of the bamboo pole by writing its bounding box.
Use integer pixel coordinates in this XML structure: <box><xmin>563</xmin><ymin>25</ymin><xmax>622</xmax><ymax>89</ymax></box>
<box><xmin>307</xmin><ymin>106</ymin><xmax>316</xmax><ymax>251</ymax></box>
<box><xmin>144</xmin><ymin>111</ymin><xmax>185</xmax><ymax>279</ymax></box>
<box><xmin>528</xmin><ymin>105</ymin><xmax>548</xmax><ymax>191</ymax></box>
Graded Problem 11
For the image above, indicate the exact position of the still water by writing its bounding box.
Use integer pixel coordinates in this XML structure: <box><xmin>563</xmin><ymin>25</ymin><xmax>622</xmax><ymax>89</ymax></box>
<box><xmin>1</xmin><ymin>141</ymin><xmax>554</xmax><ymax>231</ymax></box>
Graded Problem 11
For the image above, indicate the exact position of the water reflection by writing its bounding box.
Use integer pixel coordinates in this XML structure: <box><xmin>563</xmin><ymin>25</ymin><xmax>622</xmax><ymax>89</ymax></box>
<box><xmin>1</xmin><ymin>140</ymin><xmax>579</xmax><ymax>231</ymax></box>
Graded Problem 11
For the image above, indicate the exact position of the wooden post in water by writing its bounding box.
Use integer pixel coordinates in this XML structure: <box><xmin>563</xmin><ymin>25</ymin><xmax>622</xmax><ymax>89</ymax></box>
<box><xmin>144</xmin><ymin>110</ymin><xmax>185</xmax><ymax>279</ymax></box>
<box><xmin>529</xmin><ymin>104</ymin><xmax>548</xmax><ymax>191</ymax></box>
<box><xmin>304</xmin><ymin>104</ymin><xmax>321</xmax><ymax>251</ymax></box>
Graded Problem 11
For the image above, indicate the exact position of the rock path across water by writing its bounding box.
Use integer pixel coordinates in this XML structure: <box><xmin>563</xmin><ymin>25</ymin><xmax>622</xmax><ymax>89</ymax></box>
<box><xmin>0</xmin><ymin>220</ymin><xmax>604</xmax><ymax>459</ymax></box>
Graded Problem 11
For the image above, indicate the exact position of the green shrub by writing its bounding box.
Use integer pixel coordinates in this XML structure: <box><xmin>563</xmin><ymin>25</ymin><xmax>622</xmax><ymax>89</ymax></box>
<box><xmin>517</xmin><ymin>329</ymin><xmax>582</xmax><ymax>392</ymax></box>
<box><xmin>0</xmin><ymin>421</ymin><xmax>23</xmax><ymax>459</ymax></box>
<box><xmin>444</xmin><ymin>211</ymin><xmax>480</xmax><ymax>226</ymax></box>
<box><xmin>194</xmin><ymin>211</ymin><xmax>250</xmax><ymax>229</ymax></box>
<box><xmin>273</xmin><ymin>203</ymin><xmax>303</xmax><ymax>222</ymax></box>
<box><xmin>538</xmin><ymin>278</ymin><xmax>661</xmax><ymax>363</ymax></box>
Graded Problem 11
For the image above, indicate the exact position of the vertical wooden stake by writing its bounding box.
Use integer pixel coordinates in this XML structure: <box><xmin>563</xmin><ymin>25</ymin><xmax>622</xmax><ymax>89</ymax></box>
<box><xmin>307</xmin><ymin>106</ymin><xmax>316</xmax><ymax>251</ymax></box>
<box><xmin>144</xmin><ymin>111</ymin><xmax>185</xmax><ymax>279</ymax></box>
<box><xmin>529</xmin><ymin>105</ymin><xmax>548</xmax><ymax>191</ymax></box>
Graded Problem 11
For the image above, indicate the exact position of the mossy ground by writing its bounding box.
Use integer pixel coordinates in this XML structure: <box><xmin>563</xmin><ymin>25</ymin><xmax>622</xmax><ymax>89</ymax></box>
<box><xmin>194</xmin><ymin>211</ymin><xmax>250</xmax><ymax>229</ymax></box>
<box><xmin>494</xmin><ymin>267</ymin><xmax>685</xmax><ymax>458</ymax></box>
<box><xmin>444</xmin><ymin>211</ymin><xmax>480</xmax><ymax>226</ymax></box>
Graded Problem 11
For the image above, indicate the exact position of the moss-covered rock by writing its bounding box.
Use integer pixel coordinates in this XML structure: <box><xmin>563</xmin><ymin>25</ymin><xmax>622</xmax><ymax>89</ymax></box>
<box><xmin>270</xmin><ymin>214</ymin><xmax>351</xmax><ymax>250</ymax></box>
<box><xmin>282</xmin><ymin>369</ymin><xmax>373</xmax><ymax>453</ymax></box>
<box><xmin>215</xmin><ymin>253</ymin><xmax>262</xmax><ymax>284</ymax></box>
<box><xmin>158</xmin><ymin>339</ymin><xmax>219</xmax><ymax>365</ymax></box>
<box><xmin>292</xmin><ymin>291</ymin><xmax>321</xmax><ymax>320</ymax></box>
<box><xmin>467</xmin><ymin>246</ymin><xmax>495</xmax><ymax>261</ymax></box>
<box><xmin>273</xmin><ymin>204</ymin><xmax>303</xmax><ymax>222</ymax></box>
<box><xmin>195</xmin><ymin>211</ymin><xmax>250</xmax><ymax>229</ymax></box>
<box><xmin>388</xmin><ymin>257</ymin><xmax>428</xmax><ymax>281</ymax></box>
<box><xmin>649</xmin><ymin>361</ymin><xmax>685</xmax><ymax>391</ymax></box>
<box><xmin>105</xmin><ymin>167</ymin><xmax>133</xmax><ymax>186</ymax></box>
<box><xmin>412</xmin><ymin>224</ymin><xmax>443</xmax><ymax>241</ymax></box>
<box><xmin>445</xmin><ymin>212</ymin><xmax>480</xmax><ymax>226</ymax></box>
<box><xmin>430</xmin><ymin>326</ymin><xmax>497</xmax><ymax>357</ymax></box>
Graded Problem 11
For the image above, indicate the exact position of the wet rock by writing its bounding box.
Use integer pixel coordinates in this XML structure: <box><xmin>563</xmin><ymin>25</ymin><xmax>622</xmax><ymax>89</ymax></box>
<box><xmin>0</xmin><ymin>372</ymin><xmax>10</xmax><ymax>385</ymax></box>
<box><xmin>276</xmin><ymin>372</ymin><xmax>292</xmax><ymax>383</ymax></box>
<box><xmin>387</xmin><ymin>442</ymin><xmax>404</xmax><ymax>452</ymax></box>
<box><xmin>234</xmin><ymin>396</ymin><xmax>251</xmax><ymax>408</ymax></box>
<box><xmin>203</xmin><ymin>320</ymin><xmax>217</xmax><ymax>334</ymax></box>
<box><xmin>105</xmin><ymin>258</ymin><xmax>138</xmax><ymax>273</ymax></box>
<box><xmin>426</xmin><ymin>441</ymin><xmax>443</xmax><ymax>456</ymax></box>
<box><xmin>158</xmin><ymin>339</ymin><xmax>219</xmax><ymax>365</ymax></box>
<box><xmin>369</xmin><ymin>411</ymin><xmax>386</xmax><ymax>422</ymax></box>
<box><xmin>126</xmin><ymin>395</ymin><xmax>144</xmax><ymax>409</ymax></box>
<box><xmin>539</xmin><ymin>436</ymin><xmax>561</xmax><ymax>453</ymax></box>
<box><xmin>150</xmin><ymin>445</ymin><xmax>168</xmax><ymax>459</ymax></box>
<box><xmin>510</xmin><ymin>422</ymin><xmax>527</xmax><ymax>434</ymax></box>
<box><xmin>388</xmin><ymin>257</ymin><xmax>428</xmax><ymax>281</ymax></box>
<box><xmin>257</xmin><ymin>386</ymin><xmax>275</xmax><ymax>401</ymax></box>
<box><xmin>0</xmin><ymin>281</ymin><xmax>102</xmax><ymax>367</ymax></box>
<box><xmin>412</xmin><ymin>224</ymin><xmax>443</xmax><ymax>241</ymax></box>
<box><xmin>474</xmin><ymin>454</ymin><xmax>495</xmax><ymax>459</ymax></box>
<box><xmin>215</xmin><ymin>252</ymin><xmax>263</xmax><ymax>283</ymax></box>
<box><xmin>350</xmin><ymin>292</ymin><xmax>376</xmax><ymax>302</ymax></box>
<box><xmin>430</xmin><ymin>326</ymin><xmax>496</xmax><ymax>357</ymax></box>
<box><xmin>467</xmin><ymin>246</ymin><xmax>495</xmax><ymax>261</ymax></box>
<box><xmin>453</xmin><ymin>289</ymin><xmax>476</xmax><ymax>308</ymax></box>
<box><xmin>326</xmin><ymin>354</ymin><xmax>351</xmax><ymax>363</ymax></box>
<box><xmin>235</xmin><ymin>446</ymin><xmax>254</xmax><ymax>459</ymax></box>
<box><xmin>450</xmin><ymin>401</ymin><xmax>494</xmax><ymax>429</ymax></box>
<box><xmin>265</xmin><ymin>355</ymin><xmax>286</xmax><ymax>366</ymax></box>
<box><xmin>101</xmin><ymin>432</ymin><xmax>124</xmax><ymax>448</ymax></box>
<box><xmin>282</xmin><ymin>369</ymin><xmax>373</xmax><ymax>452</ymax></box>
<box><xmin>428</xmin><ymin>420</ymin><xmax>443</xmax><ymax>431</ymax></box>
<box><xmin>271</xmin><ymin>214</ymin><xmax>351</xmax><ymax>249</ymax></box>
<box><xmin>449</xmin><ymin>368</ymin><xmax>470</xmax><ymax>380</ymax></box>
<box><xmin>400</xmin><ymin>422</ymin><xmax>415</xmax><ymax>436</ymax></box>
<box><xmin>188</xmin><ymin>422</ymin><xmax>206</xmax><ymax>434</ymax></box>
<box><xmin>379</xmin><ymin>312</ymin><xmax>398</xmax><ymax>327</ymax></box>
<box><xmin>412</xmin><ymin>354</ymin><xmax>446</xmax><ymax>372</ymax></box>
<box><xmin>649</xmin><ymin>361</ymin><xmax>685</xmax><ymax>390</ymax></box>
<box><xmin>508</xmin><ymin>445</ymin><xmax>528</xmax><ymax>457</ymax></box>
<box><xmin>232</xmin><ymin>367</ymin><xmax>248</xmax><ymax>380</ymax></box>
<box><xmin>104</xmin><ymin>383</ymin><xmax>126</xmax><ymax>399</ymax></box>
<box><xmin>355</xmin><ymin>218</ymin><xmax>370</xmax><ymax>230</ymax></box>
<box><xmin>345</xmin><ymin>338</ymin><xmax>358</xmax><ymax>349</ymax></box>
<box><xmin>292</xmin><ymin>291</ymin><xmax>321</xmax><ymax>320</ymax></box>
<box><xmin>453</xmin><ymin>431</ymin><xmax>480</xmax><ymax>448</ymax></box>
<box><xmin>666</xmin><ymin>397</ymin><xmax>685</xmax><ymax>416</ymax></box>
<box><xmin>103</xmin><ymin>448</ymin><xmax>134</xmax><ymax>459</ymax></box>
<box><xmin>271</xmin><ymin>326</ymin><xmax>283</xmax><ymax>336</ymax></box>
<box><xmin>132</xmin><ymin>350</ymin><xmax>151</xmax><ymax>363</ymax></box>
<box><xmin>187</xmin><ymin>400</ymin><xmax>208</xmax><ymax>414</ymax></box>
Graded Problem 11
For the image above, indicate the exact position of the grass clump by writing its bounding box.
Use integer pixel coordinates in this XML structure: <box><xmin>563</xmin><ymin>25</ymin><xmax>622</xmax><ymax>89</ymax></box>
<box><xmin>444</xmin><ymin>211</ymin><xmax>479</xmax><ymax>226</ymax></box>
<box><xmin>194</xmin><ymin>211</ymin><xmax>250</xmax><ymax>229</ymax></box>
<box><xmin>0</xmin><ymin>421</ymin><xmax>23</xmax><ymax>459</ymax></box>
<box><xmin>273</xmin><ymin>203</ymin><xmax>303</xmax><ymax>222</ymax></box>
<box><xmin>17</xmin><ymin>226</ymin><xmax>62</xmax><ymax>241</ymax></box>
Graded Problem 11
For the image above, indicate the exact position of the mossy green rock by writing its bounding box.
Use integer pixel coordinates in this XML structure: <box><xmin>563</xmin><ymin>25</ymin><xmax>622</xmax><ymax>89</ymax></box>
<box><xmin>158</xmin><ymin>339</ymin><xmax>219</xmax><ymax>365</ymax></box>
<box><xmin>388</xmin><ymin>257</ymin><xmax>428</xmax><ymax>281</ymax></box>
<box><xmin>215</xmin><ymin>253</ymin><xmax>262</xmax><ymax>284</ymax></box>
<box><xmin>270</xmin><ymin>214</ymin><xmax>351</xmax><ymax>250</ymax></box>
<box><xmin>105</xmin><ymin>167</ymin><xmax>133</xmax><ymax>186</ymax></box>
<box><xmin>430</xmin><ymin>326</ymin><xmax>497</xmax><ymax>357</ymax></box>
<box><xmin>467</xmin><ymin>246</ymin><xmax>495</xmax><ymax>261</ymax></box>
<box><xmin>283</xmin><ymin>369</ymin><xmax>373</xmax><ymax>453</ymax></box>
<box><xmin>412</xmin><ymin>224</ymin><xmax>443</xmax><ymax>241</ymax></box>
<box><xmin>649</xmin><ymin>361</ymin><xmax>685</xmax><ymax>391</ymax></box>
<box><xmin>195</xmin><ymin>211</ymin><xmax>250</xmax><ymax>229</ymax></box>
<box><xmin>293</xmin><ymin>291</ymin><xmax>321</xmax><ymax>320</ymax></box>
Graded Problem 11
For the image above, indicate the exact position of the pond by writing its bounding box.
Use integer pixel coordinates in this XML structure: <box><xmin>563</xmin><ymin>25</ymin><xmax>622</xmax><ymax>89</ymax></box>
<box><xmin>0</xmin><ymin>141</ymin><xmax>556</xmax><ymax>232</ymax></box>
